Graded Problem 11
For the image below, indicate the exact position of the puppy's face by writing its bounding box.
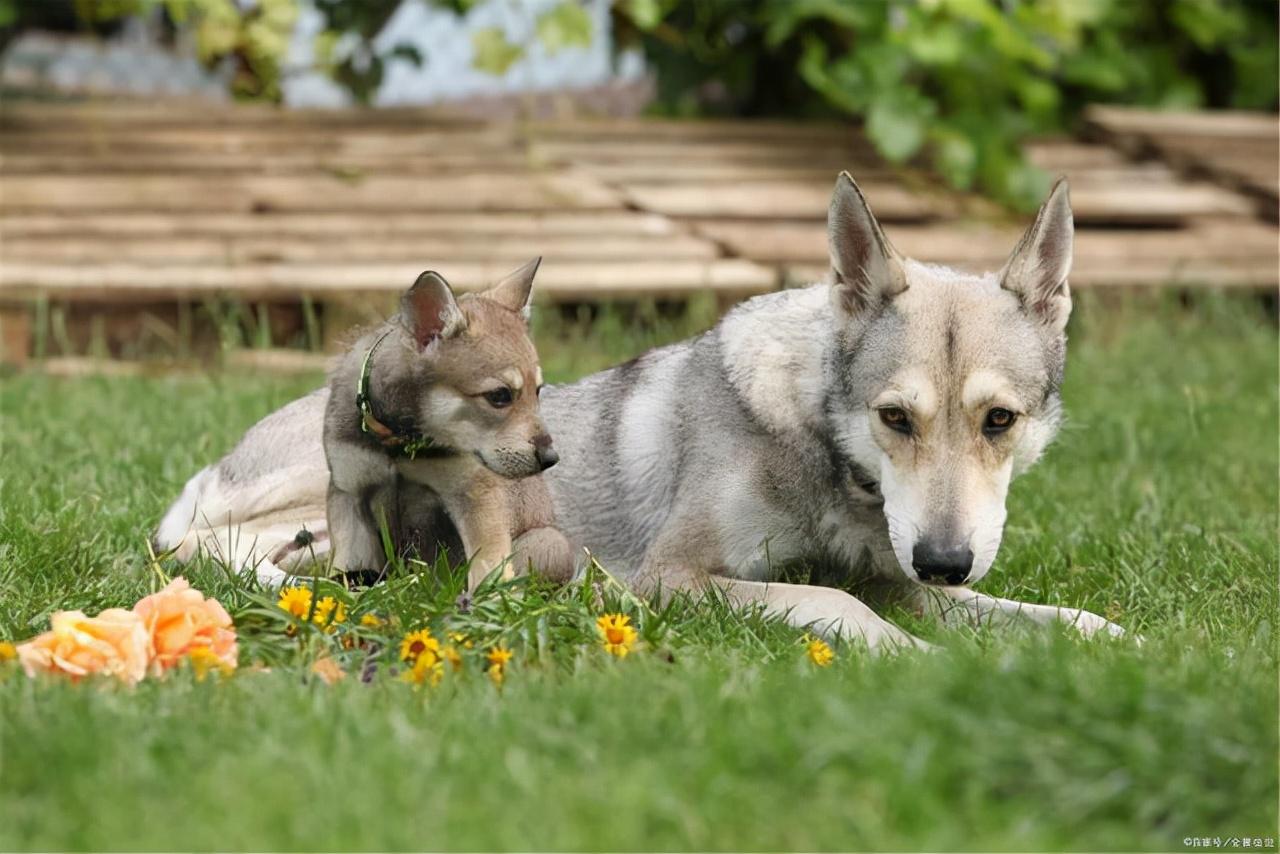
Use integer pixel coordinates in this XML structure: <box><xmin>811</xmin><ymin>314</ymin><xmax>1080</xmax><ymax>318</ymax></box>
<box><xmin>423</xmin><ymin>296</ymin><xmax>556</xmax><ymax>479</ymax></box>
<box><xmin>399</xmin><ymin>261</ymin><xmax>557</xmax><ymax>480</ymax></box>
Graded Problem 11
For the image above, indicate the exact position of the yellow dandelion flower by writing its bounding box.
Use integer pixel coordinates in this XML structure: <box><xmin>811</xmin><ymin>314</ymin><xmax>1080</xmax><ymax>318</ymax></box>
<box><xmin>312</xmin><ymin>596</ymin><xmax>347</xmax><ymax>630</ymax></box>
<box><xmin>596</xmin><ymin>613</ymin><xmax>638</xmax><ymax>657</ymax></box>
<box><xmin>401</xmin><ymin>651</ymin><xmax>444</xmax><ymax>686</ymax></box>
<box><xmin>277</xmin><ymin>586</ymin><xmax>313</xmax><ymax>620</ymax></box>
<box><xmin>0</xmin><ymin>641</ymin><xmax>17</xmax><ymax>663</ymax></box>
<box><xmin>360</xmin><ymin>613</ymin><xmax>386</xmax><ymax>629</ymax></box>
<box><xmin>186</xmin><ymin>646</ymin><xmax>232</xmax><ymax>681</ymax></box>
<box><xmin>442</xmin><ymin>645</ymin><xmax>463</xmax><ymax>672</ymax></box>
<box><xmin>485</xmin><ymin>645</ymin><xmax>513</xmax><ymax>685</ymax></box>
<box><xmin>486</xmin><ymin>645</ymin><xmax>513</xmax><ymax>669</ymax></box>
<box><xmin>399</xmin><ymin>628</ymin><xmax>440</xmax><ymax>664</ymax></box>
<box><xmin>806</xmin><ymin>635</ymin><xmax>834</xmax><ymax>667</ymax></box>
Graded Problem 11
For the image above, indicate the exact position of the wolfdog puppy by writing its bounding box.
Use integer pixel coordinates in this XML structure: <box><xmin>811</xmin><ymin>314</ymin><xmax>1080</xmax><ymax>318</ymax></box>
<box><xmin>156</xmin><ymin>260</ymin><xmax>574</xmax><ymax>588</ymax></box>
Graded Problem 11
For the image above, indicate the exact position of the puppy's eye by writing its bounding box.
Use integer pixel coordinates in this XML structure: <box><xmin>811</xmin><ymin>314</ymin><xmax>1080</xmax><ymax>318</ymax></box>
<box><xmin>984</xmin><ymin>408</ymin><xmax>1017</xmax><ymax>434</ymax></box>
<box><xmin>878</xmin><ymin>407</ymin><xmax>911</xmax><ymax>435</ymax></box>
<box><xmin>483</xmin><ymin>388</ymin><xmax>514</xmax><ymax>408</ymax></box>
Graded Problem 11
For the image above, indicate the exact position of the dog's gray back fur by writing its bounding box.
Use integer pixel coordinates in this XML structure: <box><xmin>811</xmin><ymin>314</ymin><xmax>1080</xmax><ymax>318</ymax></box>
<box><xmin>539</xmin><ymin>285</ymin><xmax>897</xmax><ymax>585</ymax></box>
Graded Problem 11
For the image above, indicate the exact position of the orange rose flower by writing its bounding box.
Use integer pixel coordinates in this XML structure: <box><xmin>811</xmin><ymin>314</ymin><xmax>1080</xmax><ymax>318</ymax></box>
<box><xmin>17</xmin><ymin>609</ymin><xmax>150</xmax><ymax>684</ymax></box>
<box><xmin>132</xmin><ymin>578</ymin><xmax>238</xmax><ymax>675</ymax></box>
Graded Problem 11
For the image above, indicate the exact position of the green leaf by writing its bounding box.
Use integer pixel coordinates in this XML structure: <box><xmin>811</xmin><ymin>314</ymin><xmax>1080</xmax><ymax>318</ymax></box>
<box><xmin>615</xmin><ymin>0</ymin><xmax>667</xmax><ymax>31</ymax></box>
<box><xmin>388</xmin><ymin>42</ymin><xmax>423</xmax><ymax>68</ymax></box>
<box><xmin>866</xmin><ymin>93</ymin><xmax>934</xmax><ymax>162</ymax></box>
<box><xmin>536</xmin><ymin>2</ymin><xmax>593</xmax><ymax>55</ymax></box>
<box><xmin>471</xmin><ymin>27</ymin><xmax>524</xmax><ymax>76</ymax></box>
<box><xmin>929</xmin><ymin>127</ymin><xmax>977</xmax><ymax>189</ymax></box>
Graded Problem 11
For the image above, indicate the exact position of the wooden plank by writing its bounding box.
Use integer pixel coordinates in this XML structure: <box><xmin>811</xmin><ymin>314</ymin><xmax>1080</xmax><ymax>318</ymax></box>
<box><xmin>531</xmin><ymin>139</ymin><xmax>880</xmax><ymax>168</ymax></box>
<box><xmin>0</xmin><ymin>126</ymin><xmax>519</xmax><ymax>157</ymax></box>
<box><xmin>0</xmin><ymin>259</ymin><xmax>779</xmax><ymax>303</ymax></box>
<box><xmin>623</xmin><ymin>180</ymin><xmax>944</xmax><ymax>221</ymax></box>
<box><xmin>565</xmin><ymin>163</ymin><xmax>898</xmax><ymax>185</ymax></box>
<box><xmin>1086</xmin><ymin>105</ymin><xmax>1279</xmax><ymax>140</ymax></box>
<box><xmin>0</xmin><ymin>210</ymin><xmax>678</xmax><ymax>238</ymax></box>
<box><xmin>785</xmin><ymin>259</ymin><xmax>1277</xmax><ymax>290</ymax></box>
<box><xmin>697</xmin><ymin>218</ymin><xmax>1280</xmax><ymax>268</ymax></box>
<box><xmin>0</xmin><ymin>151</ymin><xmax>546</xmax><ymax>176</ymax></box>
<box><xmin>224</xmin><ymin>349</ymin><xmax>332</xmax><ymax>374</ymax></box>
<box><xmin>1024</xmin><ymin>139</ymin><xmax>1130</xmax><ymax>170</ymax></box>
<box><xmin>0</xmin><ymin>306</ymin><xmax>31</xmax><ymax>367</ymax></box>
<box><xmin>1</xmin><ymin>232</ymin><xmax>719</xmax><ymax>263</ymax></box>
<box><xmin>0</xmin><ymin>172</ymin><xmax>623</xmax><ymax>212</ymax></box>
<box><xmin>529</xmin><ymin>118</ymin><xmax>861</xmax><ymax>145</ymax></box>
<box><xmin>0</xmin><ymin>101</ymin><xmax>487</xmax><ymax>130</ymax></box>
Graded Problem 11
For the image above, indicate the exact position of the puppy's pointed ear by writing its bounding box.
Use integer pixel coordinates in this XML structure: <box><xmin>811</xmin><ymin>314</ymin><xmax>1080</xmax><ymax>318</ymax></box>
<box><xmin>828</xmin><ymin>171</ymin><xmax>906</xmax><ymax>317</ymax></box>
<box><xmin>485</xmin><ymin>256</ymin><xmax>541</xmax><ymax>319</ymax></box>
<box><xmin>401</xmin><ymin>271</ymin><xmax>466</xmax><ymax>348</ymax></box>
<box><xmin>1000</xmin><ymin>177</ymin><xmax>1073</xmax><ymax>332</ymax></box>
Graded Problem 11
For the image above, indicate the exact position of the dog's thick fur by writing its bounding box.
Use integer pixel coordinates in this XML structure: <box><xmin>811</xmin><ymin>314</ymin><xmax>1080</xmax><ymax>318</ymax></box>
<box><xmin>156</xmin><ymin>174</ymin><xmax>1126</xmax><ymax>649</ymax></box>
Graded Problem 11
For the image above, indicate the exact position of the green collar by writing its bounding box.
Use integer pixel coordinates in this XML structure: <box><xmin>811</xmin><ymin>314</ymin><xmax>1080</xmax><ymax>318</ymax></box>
<box><xmin>355</xmin><ymin>331</ymin><xmax>447</xmax><ymax>460</ymax></box>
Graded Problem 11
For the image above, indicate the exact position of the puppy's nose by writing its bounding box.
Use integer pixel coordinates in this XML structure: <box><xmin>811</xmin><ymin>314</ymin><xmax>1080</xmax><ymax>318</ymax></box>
<box><xmin>532</xmin><ymin>435</ymin><xmax>558</xmax><ymax>470</ymax></box>
<box><xmin>912</xmin><ymin>541</ymin><xmax>973</xmax><ymax>586</ymax></box>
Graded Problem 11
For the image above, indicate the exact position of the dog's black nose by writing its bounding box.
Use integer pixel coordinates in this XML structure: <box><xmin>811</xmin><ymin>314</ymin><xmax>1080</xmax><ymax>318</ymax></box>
<box><xmin>535</xmin><ymin>445</ymin><xmax>559</xmax><ymax>470</ymax></box>
<box><xmin>912</xmin><ymin>542</ymin><xmax>973</xmax><ymax>586</ymax></box>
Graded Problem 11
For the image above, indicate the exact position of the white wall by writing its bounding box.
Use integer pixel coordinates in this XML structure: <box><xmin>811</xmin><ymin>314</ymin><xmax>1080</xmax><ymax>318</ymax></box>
<box><xmin>285</xmin><ymin>0</ymin><xmax>642</xmax><ymax>108</ymax></box>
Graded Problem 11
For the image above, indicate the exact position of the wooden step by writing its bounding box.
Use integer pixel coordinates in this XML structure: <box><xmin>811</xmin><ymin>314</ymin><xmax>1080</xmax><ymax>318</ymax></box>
<box><xmin>0</xmin><ymin>259</ymin><xmax>778</xmax><ymax>303</ymax></box>
<box><xmin>0</xmin><ymin>232</ymin><xmax>719</xmax><ymax>263</ymax></box>
<box><xmin>0</xmin><ymin>171</ymin><xmax>623</xmax><ymax>212</ymax></box>
<box><xmin>0</xmin><ymin>210</ymin><xmax>679</xmax><ymax>237</ymax></box>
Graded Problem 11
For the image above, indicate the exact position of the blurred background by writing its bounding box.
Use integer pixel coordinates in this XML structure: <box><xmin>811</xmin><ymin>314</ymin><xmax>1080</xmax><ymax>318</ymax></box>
<box><xmin>0</xmin><ymin>0</ymin><xmax>1276</xmax><ymax>371</ymax></box>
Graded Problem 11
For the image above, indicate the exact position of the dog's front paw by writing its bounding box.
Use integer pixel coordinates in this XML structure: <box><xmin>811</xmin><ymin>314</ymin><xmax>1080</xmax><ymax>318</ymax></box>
<box><xmin>1065</xmin><ymin>608</ymin><xmax>1129</xmax><ymax>640</ymax></box>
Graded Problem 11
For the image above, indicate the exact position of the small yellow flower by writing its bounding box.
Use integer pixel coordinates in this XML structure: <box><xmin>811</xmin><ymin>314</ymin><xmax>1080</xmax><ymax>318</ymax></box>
<box><xmin>312</xmin><ymin>596</ymin><xmax>347</xmax><ymax>630</ymax></box>
<box><xmin>805</xmin><ymin>635</ymin><xmax>834</xmax><ymax>667</ymax></box>
<box><xmin>450</xmin><ymin>631</ymin><xmax>473</xmax><ymax>649</ymax></box>
<box><xmin>401</xmin><ymin>651</ymin><xmax>443</xmax><ymax>686</ymax></box>
<box><xmin>596</xmin><ymin>613</ymin><xmax>638</xmax><ymax>657</ymax></box>
<box><xmin>442</xmin><ymin>645</ymin><xmax>463</xmax><ymax>672</ymax></box>
<box><xmin>486</xmin><ymin>645</ymin><xmax>513</xmax><ymax>668</ymax></box>
<box><xmin>400</xmin><ymin>628</ymin><xmax>440</xmax><ymax>664</ymax></box>
<box><xmin>360</xmin><ymin>613</ymin><xmax>386</xmax><ymax>629</ymax></box>
<box><xmin>486</xmin><ymin>645</ymin><xmax>513</xmax><ymax>684</ymax></box>
<box><xmin>277</xmin><ymin>587</ymin><xmax>313</xmax><ymax>620</ymax></box>
<box><xmin>0</xmin><ymin>641</ymin><xmax>17</xmax><ymax>663</ymax></box>
<box><xmin>186</xmin><ymin>646</ymin><xmax>232</xmax><ymax>681</ymax></box>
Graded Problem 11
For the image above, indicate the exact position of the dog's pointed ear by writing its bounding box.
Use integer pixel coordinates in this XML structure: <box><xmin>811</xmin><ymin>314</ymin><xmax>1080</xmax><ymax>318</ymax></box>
<box><xmin>1000</xmin><ymin>177</ymin><xmax>1073</xmax><ymax>332</ymax></box>
<box><xmin>485</xmin><ymin>256</ymin><xmax>541</xmax><ymax>319</ymax></box>
<box><xmin>402</xmin><ymin>270</ymin><xmax>466</xmax><ymax>348</ymax></box>
<box><xmin>828</xmin><ymin>171</ymin><xmax>906</xmax><ymax>317</ymax></box>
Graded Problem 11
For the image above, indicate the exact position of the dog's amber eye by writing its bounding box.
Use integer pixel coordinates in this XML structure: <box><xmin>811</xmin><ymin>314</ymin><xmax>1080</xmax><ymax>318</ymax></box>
<box><xmin>984</xmin><ymin>408</ymin><xmax>1016</xmax><ymax>433</ymax></box>
<box><xmin>879</xmin><ymin>407</ymin><xmax>911</xmax><ymax>435</ymax></box>
<box><xmin>484</xmin><ymin>388</ymin><xmax>514</xmax><ymax>408</ymax></box>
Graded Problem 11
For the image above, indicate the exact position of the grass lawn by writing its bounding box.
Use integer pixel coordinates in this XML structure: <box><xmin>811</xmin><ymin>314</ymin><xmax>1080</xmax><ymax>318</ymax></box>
<box><xmin>0</xmin><ymin>293</ymin><xmax>1276</xmax><ymax>851</ymax></box>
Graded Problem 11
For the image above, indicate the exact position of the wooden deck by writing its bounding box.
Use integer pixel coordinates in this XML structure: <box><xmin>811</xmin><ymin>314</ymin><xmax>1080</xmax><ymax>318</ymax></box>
<box><xmin>0</xmin><ymin>101</ymin><xmax>1276</xmax><ymax>364</ymax></box>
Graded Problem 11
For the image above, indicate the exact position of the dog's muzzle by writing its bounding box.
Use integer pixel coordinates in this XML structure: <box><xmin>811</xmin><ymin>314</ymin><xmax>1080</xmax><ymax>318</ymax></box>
<box><xmin>912</xmin><ymin>541</ymin><xmax>973</xmax><ymax>586</ymax></box>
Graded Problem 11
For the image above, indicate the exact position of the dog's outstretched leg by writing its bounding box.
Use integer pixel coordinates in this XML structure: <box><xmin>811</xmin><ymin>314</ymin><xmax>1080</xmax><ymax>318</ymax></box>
<box><xmin>925</xmin><ymin>586</ymin><xmax>1128</xmax><ymax>638</ymax></box>
<box><xmin>708</xmin><ymin>577</ymin><xmax>933</xmax><ymax>652</ymax></box>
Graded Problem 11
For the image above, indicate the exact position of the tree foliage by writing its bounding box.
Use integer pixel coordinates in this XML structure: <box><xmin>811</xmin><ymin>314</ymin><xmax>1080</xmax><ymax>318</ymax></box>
<box><xmin>612</xmin><ymin>0</ymin><xmax>1279</xmax><ymax>208</ymax></box>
